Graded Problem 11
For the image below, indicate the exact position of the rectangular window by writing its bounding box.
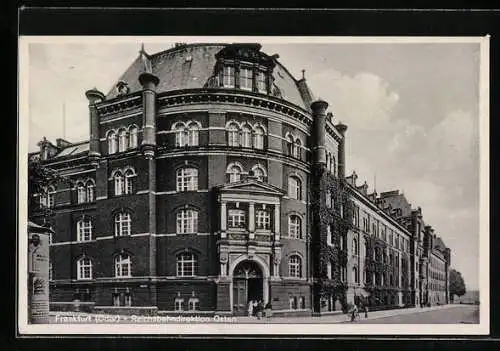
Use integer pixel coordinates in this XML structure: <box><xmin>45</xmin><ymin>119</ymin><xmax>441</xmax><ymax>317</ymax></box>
<box><xmin>188</xmin><ymin>298</ymin><xmax>199</xmax><ymax>311</ymax></box>
<box><xmin>326</xmin><ymin>225</ymin><xmax>332</xmax><ymax>246</ymax></box>
<box><xmin>223</xmin><ymin>66</ymin><xmax>235</xmax><ymax>88</ymax></box>
<box><xmin>239</xmin><ymin>67</ymin><xmax>253</xmax><ymax>91</ymax></box>
<box><xmin>256</xmin><ymin>210</ymin><xmax>271</xmax><ymax>230</ymax></box>
<box><xmin>257</xmin><ymin>71</ymin><xmax>267</xmax><ymax>93</ymax></box>
<box><xmin>299</xmin><ymin>296</ymin><xmax>305</xmax><ymax>309</ymax></box>
<box><xmin>176</xmin><ymin>210</ymin><xmax>198</xmax><ymax>234</ymax></box>
<box><xmin>78</xmin><ymin>220</ymin><xmax>92</xmax><ymax>242</ymax></box>
<box><xmin>228</xmin><ymin>209</ymin><xmax>246</xmax><ymax>228</ymax></box>
<box><xmin>177</xmin><ymin>168</ymin><xmax>199</xmax><ymax>191</ymax></box>
<box><xmin>175</xmin><ymin>298</ymin><xmax>184</xmax><ymax>311</ymax></box>
<box><xmin>327</xmin><ymin>262</ymin><xmax>332</xmax><ymax>279</ymax></box>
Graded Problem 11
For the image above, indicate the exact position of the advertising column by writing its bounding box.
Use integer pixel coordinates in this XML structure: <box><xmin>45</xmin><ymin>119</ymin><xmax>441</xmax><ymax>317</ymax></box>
<box><xmin>28</xmin><ymin>223</ymin><xmax>52</xmax><ymax>323</ymax></box>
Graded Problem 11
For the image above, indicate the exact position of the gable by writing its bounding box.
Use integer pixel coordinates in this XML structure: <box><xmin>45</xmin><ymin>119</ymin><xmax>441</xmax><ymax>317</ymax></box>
<box><xmin>218</xmin><ymin>180</ymin><xmax>285</xmax><ymax>197</ymax></box>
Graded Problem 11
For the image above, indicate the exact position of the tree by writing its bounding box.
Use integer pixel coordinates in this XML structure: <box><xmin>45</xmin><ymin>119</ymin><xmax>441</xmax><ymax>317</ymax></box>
<box><xmin>449</xmin><ymin>268</ymin><xmax>466</xmax><ymax>303</ymax></box>
<box><xmin>28</xmin><ymin>155</ymin><xmax>67</xmax><ymax>223</ymax></box>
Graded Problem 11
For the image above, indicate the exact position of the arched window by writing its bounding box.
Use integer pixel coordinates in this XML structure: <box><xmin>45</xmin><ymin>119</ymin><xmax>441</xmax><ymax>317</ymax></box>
<box><xmin>289</xmin><ymin>255</ymin><xmax>302</xmax><ymax>278</ymax></box>
<box><xmin>226</xmin><ymin>163</ymin><xmax>243</xmax><ymax>183</ymax></box>
<box><xmin>77</xmin><ymin>182</ymin><xmax>86</xmax><ymax>204</ymax></box>
<box><xmin>114</xmin><ymin>171</ymin><xmax>124</xmax><ymax>196</ymax></box>
<box><xmin>77</xmin><ymin>218</ymin><xmax>92</xmax><ymax>242</ymax></box>
<box><xmin>124</xmin><ymin>169</ymin><xmax>135</xmax><ymax>194</ymax></box>
<box><xmin>176</xmin><ymin>209</ymin><xmax>198</xmax><ymax>234</ymax></box>
<box><xmin>114</xmin><ymin>212</ymin><xmax>131</xmax><ymax>236</ymax></box>
<box><xmin>118</xmin><ymin>129</ymin><xmax>128</xmax><ymax>152</ymax></box>
<box><xmin>325</xmin><ymin>189</ymin><xmax>332</xmax><ymax>208</ymax></box>
<box><xmin>86</xmin><ymin>179</ymin><xmax>95</xmax><ymax>202</ymax></box>
<box><xmin>128</xmin><ymin>126</ymin><xmax>138</xmax><ymax>148</ymax></box>
<box><xmin>107</xmin><ymin>131</ymin><xmax>117</xmax><ymax>154</ymax></box>
<box><xmin>286</xmin><ymin>134</ymin><xmax>294</xmax><ymax>155</ymax></box>
<box><xmin>115</xmin><ymin>254</ymin><xmax>131</xmax><ymax>277</ymax></box>
<box><xmin>47</xmin><ymin>186</ymin><xmax>56</xmax><ymax>208</ymax></box>
<box><xmin>326</xmin><ymin>153</ymin><xmax>331</xmax><ymax>172</ymax></box>
<box><xmin>241</xmin><ymin>124</ymin><xmax>252</xmax><ymax>148</ymax></box>
<box><xmin>294</xmin><ymin>138</ymin><xmax>302</xmax><ymax>159</ymax></box>
<box><xmin>331</xmin><ymin>155</ymin><xmax>336</xmax><ymax>175</ymax></box>
<box><xmin>352</xmin><ymin>238</ymin><xmax>358</xmax><ymax>256</ymax></box>
<box><xmin>173</xmin><ymin>122</ymin><xmax>186</xmax><ymax>147</ymax></box>
<box><xmin>288</xmin><ymin>215</ymin><xmax>302</xmax><ymax>239</ymax></box>
<box><xmin>176</xmin><ymin>167</ymin><xmax>198</xmax><ymax>191</ymax></box>
<box><xmin>353</xmin><ymin>267</ymin><xmax>359</xmax><ymax>284</ymax></box>
<box><xmin>187</xmin><ymin>122</ymin><xmax>200</xmax><ymax>146</ymax></box>
<box><xmin>253</xmin><ymin>125</ymin><xmax>265</xmax><ymax>149</ymax></box>
<box><xmin>251</xmin><ymin>164</ymin><xmax>267</xmax><ymax>182</ymax></box>
<box><xmin>176</xmin><ymin>252</ymin><xmax>198</xmax><ymax>277</ymax></box>
<box><xmin>288</xmin><ymin>176</ymin><xmax>302</xmax><ymax>200</ymax></box>
<box><xmin>77</xmin><ymin>257</ymin><xmax>93</xmax><ymax>280</ymax></box>
<box><xmin>227</xmin><ymin>122</ymin><xmax>240</xmax><ymax>147</ymax></box>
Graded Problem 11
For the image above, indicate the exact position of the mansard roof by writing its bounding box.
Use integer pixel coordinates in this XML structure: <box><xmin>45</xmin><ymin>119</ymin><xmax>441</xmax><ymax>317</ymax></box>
<box><xmin>105</xmin><ymin>43</ymin><xmax>311</xmax><ymax>111</ymax></box>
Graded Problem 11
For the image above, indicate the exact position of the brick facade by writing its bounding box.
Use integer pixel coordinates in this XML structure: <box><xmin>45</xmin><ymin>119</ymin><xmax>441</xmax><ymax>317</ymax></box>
<box><xmin>30</xmin><ymin>43</ymin><xmax>450</xmax><ymax>316</ymax></box>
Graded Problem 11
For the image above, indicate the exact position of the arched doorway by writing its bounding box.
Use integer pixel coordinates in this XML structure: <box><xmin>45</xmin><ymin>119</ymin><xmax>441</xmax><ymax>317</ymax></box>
<box><xmin>232</xmin><ymin>260</ymin><xmax>263</xmax><ymax>316</ymax></box>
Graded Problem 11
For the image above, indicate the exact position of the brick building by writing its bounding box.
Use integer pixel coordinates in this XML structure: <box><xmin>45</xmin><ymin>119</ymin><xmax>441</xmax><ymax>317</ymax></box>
<box><xmin>29</xmin><ymin>42</ymin><xmax>450</xmax><ymax>316</ymax></box>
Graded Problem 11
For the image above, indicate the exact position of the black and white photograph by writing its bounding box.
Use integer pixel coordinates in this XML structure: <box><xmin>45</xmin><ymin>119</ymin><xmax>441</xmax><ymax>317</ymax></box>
<box><xmin>18</xmin><ymin>36</ymin><xmax>489</xmax><ymax>335</ymax></box>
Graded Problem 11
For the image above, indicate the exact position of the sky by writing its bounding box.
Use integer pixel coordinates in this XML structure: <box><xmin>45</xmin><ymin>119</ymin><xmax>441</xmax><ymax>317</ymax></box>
<box><xmin>24</xmin><ymin>37</ymin><xmax>484</xmax><ymax>291</ymax></box>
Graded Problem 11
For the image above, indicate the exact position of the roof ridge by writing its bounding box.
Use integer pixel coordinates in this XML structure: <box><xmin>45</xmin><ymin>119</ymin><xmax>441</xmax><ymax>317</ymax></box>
<box><xmin>149</xmin><ymin>43</ymin><xmax>229</xmax><ymax>58</ymax></box>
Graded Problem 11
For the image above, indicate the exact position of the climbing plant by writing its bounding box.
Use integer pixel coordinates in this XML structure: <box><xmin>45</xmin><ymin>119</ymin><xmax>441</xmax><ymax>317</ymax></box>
<box><xmin>310</xmin><ymin>167</ymin><xmax>355</xmax><ymax>300</ymax></box>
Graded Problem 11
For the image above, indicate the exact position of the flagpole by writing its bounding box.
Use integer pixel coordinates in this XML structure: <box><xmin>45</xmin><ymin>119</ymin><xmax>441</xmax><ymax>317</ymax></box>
<box><xmin>62</xmin><ymin>101</ymin><xmax>66</xmax><ymax>140</ymax></box>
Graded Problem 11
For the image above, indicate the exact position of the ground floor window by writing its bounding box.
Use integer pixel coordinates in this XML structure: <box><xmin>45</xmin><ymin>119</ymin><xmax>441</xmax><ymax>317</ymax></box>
<box><xmin>73</xmin><ymin>289</ymin><xmax>92</xmax><ymax>302</ymax></box>
<box><xmin>113</xmin><ymin>291</ymin><xmax>132</xmax><ymax>306</ymax></box>
<box><xmin>188</xmin><ymin>298</ymin><xmax>199</xmax><ymax>311</ymax></box>
<box><xmin>175</xmin><ymin>298</ymin><xmax>184</xmax><ymax>311</ymax></box>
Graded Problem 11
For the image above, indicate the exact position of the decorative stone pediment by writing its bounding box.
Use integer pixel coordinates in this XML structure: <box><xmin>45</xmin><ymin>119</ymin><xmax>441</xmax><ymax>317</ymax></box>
<box><xmin>217</xmin><ymin>179</ymin><xmax>286</xmax><ymax>198</ymax></box>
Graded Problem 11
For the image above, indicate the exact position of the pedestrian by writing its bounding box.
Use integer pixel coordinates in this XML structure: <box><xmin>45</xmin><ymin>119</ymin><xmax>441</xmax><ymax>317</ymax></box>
<box><xmin>256</xmin><ymin>300</ymin><xmax>264</xmax><ymax>319</ymax></box>
<box><xmin>252</xmin><ymin>300</ymin><xmax>258</xmax><ymax>316</ymax></box>
<box><xmin>363</xmin><ymin>304</ymin><xmax>368</xmax><ymax>318</ymax></box>
<box><xmin>350</xmin><ymin>303</ymin><xmax>359</xmax><ymax>322</ymax></box>
<box><xmin>247</xmin><ymin>300</ymin><xmax>254</xmax><ymax>317</ymax></box>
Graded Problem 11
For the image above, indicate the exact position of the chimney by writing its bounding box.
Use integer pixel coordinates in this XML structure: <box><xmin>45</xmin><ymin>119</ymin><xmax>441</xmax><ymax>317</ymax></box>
<box><xmin>336</xmin><ymin>122</ymin><xmax>348</xmax><ymax>178</ymax></box>
<box><xmin>346</xmin><ymin>171</ymin><xmax>358</xmax><ymax>186</ymax></box>
<box><xmin>358</xmin><ymin>181</ymin><xmax>369</xmax><ymax>195</ymax></box>
<box><xmin>139</xmin><ymin>72</ymin><xmax>160</xmax><ymax>159</ymax></box>
<box><xmin>37</xmin><ymin>137</ymin><xmax>57</xmax><ymax>161</ymax></box>
<box><xmin>310</xmin><ymin>99</ymin><xmax>328</xmax><ymax>166</ymax></box>
<box><xmin>85</xmin><ymin>88</ymin><xmax>105</xmax><ymax>167</ymax></box>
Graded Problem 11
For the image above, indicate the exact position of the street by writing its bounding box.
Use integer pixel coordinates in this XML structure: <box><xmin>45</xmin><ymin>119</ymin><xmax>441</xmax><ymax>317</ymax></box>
<box><xmin>47</xmin><ymin>304</ymin><xmax>479</xmax><ymax>325</ymax></box>
<box><xmin>349</xmin><ymin>305</ymin><xmax>479</xmax><ymax>324</ymax></box>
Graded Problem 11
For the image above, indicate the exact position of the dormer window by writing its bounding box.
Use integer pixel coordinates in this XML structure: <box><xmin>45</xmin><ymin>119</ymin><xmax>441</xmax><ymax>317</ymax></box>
<box><xmin>215</xmin><ymin>44</ymin><xmax>276</xmax><ymax>94</ymax></box>
<box><xmin>240</xmin><ymin>67</ymin><xmax>253</xmax><ymax>91</ymax></box>
<box><xmin>257</xmin><ymin>71</ymin><xmax>267</xmax><ymax>93</ymax></box>
<box><xmin>223</xmin><ymin>66</ymin><xmax>235</xmax><ymax>88</ymax></box>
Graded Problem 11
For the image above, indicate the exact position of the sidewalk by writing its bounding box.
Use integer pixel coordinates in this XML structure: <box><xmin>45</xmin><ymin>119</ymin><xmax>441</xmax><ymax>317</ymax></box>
<box><xmin>48</xmin><ymin>304</ymin><xmax>459</xmax><ymax>324</ymax></box>
<box><xmin>236</xmin><ymin>304</ymin><xmax>458</xmax><ymax>323</ymax></box>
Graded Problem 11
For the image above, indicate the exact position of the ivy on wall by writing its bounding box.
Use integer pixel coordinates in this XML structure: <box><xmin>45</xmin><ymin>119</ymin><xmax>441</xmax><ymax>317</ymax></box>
<box><xmin>310</xmin><ymin>167</ymin><xmax>355</xmax><ymax>301</ymax></box>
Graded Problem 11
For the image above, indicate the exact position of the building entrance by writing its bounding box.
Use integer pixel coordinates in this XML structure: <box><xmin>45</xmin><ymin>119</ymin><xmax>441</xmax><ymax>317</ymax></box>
<box><xmin>232</xmin><ymin>261</ymin><xmax>263</xmax><ymax>316</ymax></box>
